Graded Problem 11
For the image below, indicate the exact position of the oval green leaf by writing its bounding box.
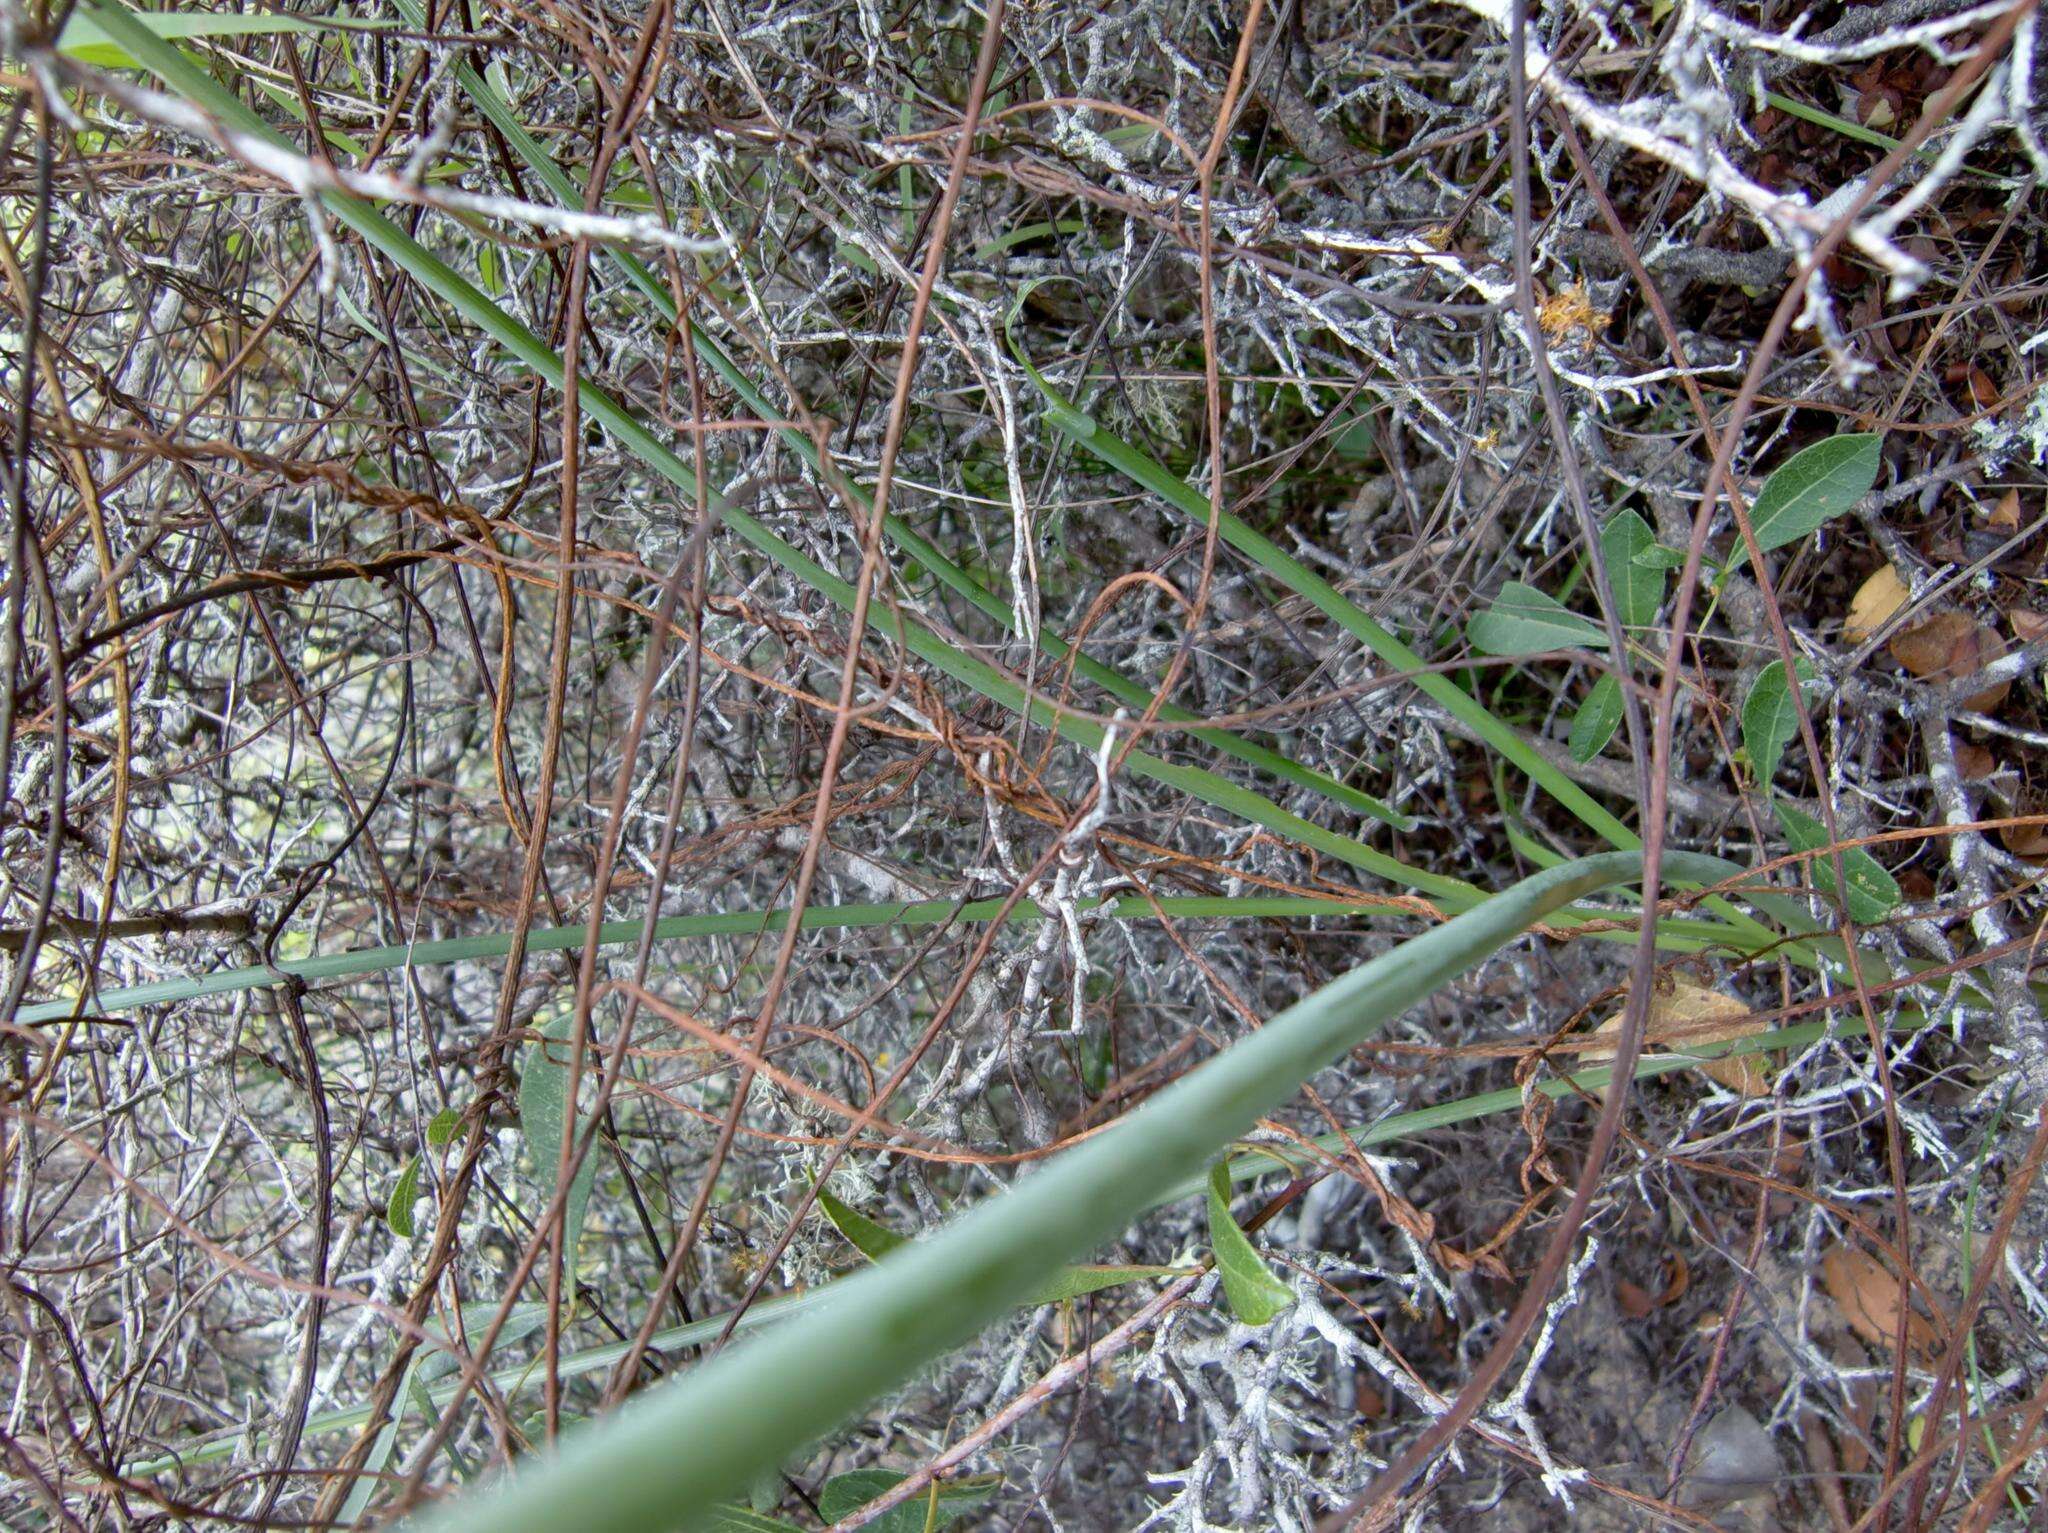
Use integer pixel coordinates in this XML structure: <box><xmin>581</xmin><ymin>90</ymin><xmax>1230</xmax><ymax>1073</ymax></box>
<box><xmin>1749</xmin><ymin>434</ymin><xmax>1881</xmax><ymax>554</ymax></box>
<box><xmin>518</xmin><ymin>1017</ymin><xmax>599</xmax><ymax>1270</ymax></box>
<box><xmin>819</xmin><ymin>1470</ymin><xmax>1000</xmax><ymax>1533</ymax></box>
<box><xmin>1741</xmin><ymin>658</ymin><xmax>1818</xmax><ymax>787</ymax></box>
<box><xmin>1599</xmin><ymin>510</ymin><xmax>1665</xmax><ymax>629</ymax></box>
<box><xmin>1206</xmin><ymin>1162</ymin><xmax>1293</xmax><ymax>1325</ymax></box>
<box><xmin>1466</xmin><ymin>582</ymin><xmax>1605</xmax><ymax>656</ymax></box>
<box><xmin>1568</xmin><ymin>673</ymin><xmax>1625</xmax><ymax>762</ymax></box>
<box><xmin>1773</xmin><ymin>800</ymin><xmax>1900</xmax><ymax>924</ymax></box>
<box><xmin>387</xmin><ymin>1155</ymin><xmax>422</xmax><ymax>1240</ymax></box>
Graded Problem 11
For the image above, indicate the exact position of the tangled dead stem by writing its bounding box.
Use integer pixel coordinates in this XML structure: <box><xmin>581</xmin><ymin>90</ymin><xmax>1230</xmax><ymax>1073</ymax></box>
<box><xmin>3</xmin><ymin>0</ymin><xmax>2048</xmax><ymax>1526</ymax></box>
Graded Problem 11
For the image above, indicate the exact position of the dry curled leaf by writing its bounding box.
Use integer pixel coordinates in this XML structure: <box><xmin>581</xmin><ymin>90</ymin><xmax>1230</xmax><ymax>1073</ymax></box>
<box><xmin>1586</xmin><ymin>979</ymin><xmax>1769</xmax><ymax>1096</ymax></box>
<box><xmin>1842</xmin><ymin>562</ymin><xmax>1910</xmax><ymax>642</ymax></box>
<box><xmin>1954</xmin><ymin>743</ymin><xmax>1997</xmax><ymax>780</ymax></box>
<box><xmin>2011</xmin><ymin>607</ymin><xmax>2048</xmax><ymax>644</ymax></box>
<box><xmin>1889</xmin><ymin>610</ymin><xmax>2009</xmax><ymax>712</ymax></box>
<box><xmin>1999</xmin><ymin>812</ymin><xmax>2048</xmax><ymax>862</ymax></box>
<box><xmin>1988</xmin><ymin>487</ymin><xmax>2022</xmax><ymax>531</ymax></box>
<box><xmin>1821</xmin><ymin>1246</ymin><xmax>1935</xmax><ymax>1357</ymax></box>
<box><xmin>1620</xmin><ymin>1250</ymin><xmax>1693</xmax><ymax>1318</ymax></box>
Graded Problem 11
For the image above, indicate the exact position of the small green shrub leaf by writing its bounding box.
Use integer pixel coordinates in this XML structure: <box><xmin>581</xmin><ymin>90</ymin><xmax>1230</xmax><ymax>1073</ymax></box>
<box><xmin>1206</xmin><ymin>1163</ymin><xmax>1294</xmax><ymax>1324</ymax></box>
<box><xmin>815</xmin><ymin>1184</ymin><xmax>908</xmax><ymax>1261</ymax></box>
<box><xmin>701</xmin><ymin>1508</ymin><xmax>802</xmax><ymax>1532</ymax></box>
<box><xmin>518</xmin><ymin>1018</ymin><xmax>599</xmax><ymax>1270</ymax></box>
<box><xmin>1741</xmin><ymin>659</ymin><xmax>1819</xmax><ymax>786</ymax></box>
<box><xmin>1026</xmin><ymin>1263</ymin><xmax>1189</xmax><ymax>1304</ymax></box>
<box><xmin>818</xmin><ymin>1470</ymin><xmax>1000</xmax><ymax>1532</ymax></box>
<box><xmin>1633</xmin><ymin>543</ymin><xmax>1688</xmax><ymax>570</ymax></box>
<box><xmin>1568</xmin><ymin>673</ymin><xmax>1625</xmax><ymax>762</ymax></box>
<box><xmin>1466</xmin><ymin>582</ymin><xmax>1604</xmax><ymax>655</ymax></box>
<box><xmin>1774</xmin><ymin>801</ymin><xmax>1900</xmax><ymax>924</ymax></box>
<box><xmin>387</xmin><ymin>1155</ymin><xmax>422</xmax><ymax>1240</ymax></box>
<box><xmin>820</xmin><ymin>1183</ymin><xmax>1184</xmax><ymax>1303</ymax></box>
<box><xmin>1748</xmin><ymin>434</ymin><xmax>1882</xmax><ymax>553</ymax></box>
<box><xmin>426</xmin><ymin>1105</ymin><xmax>462</xmax><ymax>1147</ymax></box>
<box><xmin>1599</xmin><ymin>510</ymin><xmax>1665</xmax><ymax>628</ymax></box>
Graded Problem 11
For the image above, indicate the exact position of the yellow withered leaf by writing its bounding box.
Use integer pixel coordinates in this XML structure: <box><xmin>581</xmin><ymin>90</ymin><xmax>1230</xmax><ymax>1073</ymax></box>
<box><xmin>1585</xmin><ymin>979</ymin><xmax>1769</xmax><ymax>1097</ymax></box>
<box><xmin>1843</xmin><ymin>562</ymin><xmax>1910</xmax><ymax>643</ymax></box>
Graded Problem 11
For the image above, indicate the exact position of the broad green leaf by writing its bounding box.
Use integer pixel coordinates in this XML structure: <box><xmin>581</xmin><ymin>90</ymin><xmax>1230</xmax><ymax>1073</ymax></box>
<box><xmin>1568</xmin><ymin>674</ymin><xmax>1625</xmax><ymax>762</ymax></box>
<box><xmin>1741</xmin><ymin>659</ymin><xmax>1819</xmax><ymax>786</ymax></box>
<box><xmin>818</xmin><ymin>1184</ymin><xmax>1184</xmax><ymax>1304</ymax></box>
<box><xmin>815</xmin><ymin>1185</ymin><xmax>907</xmax><ymax>1261</ymax></box>
<box><xmin>426</xmin><ymin>1105</ymin><xmax>463</xmax><ymax>1147</ymax></box>
<box><xmin>1774</xmin><ymin>801</ymin><xmax>1900</xmax><ymax>924</ymax></box>
<box><xmin>387</xmin><ymin>1155</ymin><xmax>422</xmax><ymax>1240</ymax></box>
<box><xmin>518</xmin><ymin>1018</ymin><xmax>599</xmax><ymax>1271</ymax></box>
<box><xmin>1748</xmin><ymin>434</ymin><xmax>1882</xmax><ymax>554</ymax></box>
<box><xmin>1598</xmin><ymin>510</ymin><xmax>1665</xmax><ymax>628</ymax></box>
<box><xmin>1633</xmin><ymin>543</ymin><xmax>1688</xmax><ymax>570</ymax></box>
<box><xmin>1466</xmin><ymin>582</ymin><xmax>1605</xmax><ymax>655</ymax></box>
<box><xmin>818</xmin><ymin>1471</ymin><xmax>1000</xmax><ymax>1532</ymax></box>
<box><xmin>1206</xmin><ymin>1163</ymin><xmax>1294</xmax><ymax>1325</ymax></box>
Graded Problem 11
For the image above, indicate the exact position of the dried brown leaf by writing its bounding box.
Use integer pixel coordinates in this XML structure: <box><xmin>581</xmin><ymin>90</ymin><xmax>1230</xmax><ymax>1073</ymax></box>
<box><xmin>1821</xmin><ymin>1247</ymin><xmax>1935</xmax><ymax>1357</ymax></box>
<box><xmin>1585</xmin><ymin>979</ymin><xmax>1769</xmax><ymax>1096</ymax></box>
<box><xmin>1843</xmin><ymin>563</ymin><xmax>1910</xmax><ymax>642</ymax></box>
<box><xmin>1889</xmin><ymin>611</ymin><xmax>2009</xmax><ymax>713</ymax></box>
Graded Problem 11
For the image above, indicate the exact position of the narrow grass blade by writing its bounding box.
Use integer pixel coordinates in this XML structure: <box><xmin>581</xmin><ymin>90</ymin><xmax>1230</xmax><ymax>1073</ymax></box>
<box><xmin>383</xmin><ymin>0</ymin><xmax>1411</xmax><ymax>835</ymax></box>
<box><xmin>127</xmin><ymin>976</ymin><xmax>1936</xmax><ymax>1482</ymax></box>
<box><xmin>22</xmin><ymin>887</ymin><xmax>1758</xmax><ymax>1025</ymax></box>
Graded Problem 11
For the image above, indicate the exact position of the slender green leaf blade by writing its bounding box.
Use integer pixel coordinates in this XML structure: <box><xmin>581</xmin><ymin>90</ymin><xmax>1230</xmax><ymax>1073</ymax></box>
<box><xmin>1466</xmin><ymin>582</ymin><xmax>1604</xmax><ymax>656</ymax></box>
<box><xmin>1774</xmin><ymin>801</ymin><xmax>1900</xmax><ymax>923</ymax></box>
<box><xmin>1206</xmin><ymin>1163</ymin><xmax>1294</xmax><ymax>1324</ymax></box>
<box><xmin>1749</xmin><ymin>434</ymin><xmax>1882</xmax><ymax>553</ymax></box>
<box><xmin>426</xmin><ymin>1106</ymin><xmax>463</xmax><ymax>1147</ymax></box>
<box><xmin>56</xmin><ymin>10</ymin><xmax>388</xmax><ymax>67</ymax></box>
<box><xmin>1567</xmin><ymin>673</ymin><xmax>1625</xmax><ymax>762</ymax></box>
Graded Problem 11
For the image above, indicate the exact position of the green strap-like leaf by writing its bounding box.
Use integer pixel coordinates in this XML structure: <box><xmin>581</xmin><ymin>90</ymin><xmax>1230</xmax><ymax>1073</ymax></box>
<box><xmin>402</xmin><ymin>851</ymin><xmax>1739</xmax><ymax>1533</ymax></box>
<box><xmin>814</xmin><ymin>1185</ymin><xmax>909</xmax><ymax>1261</ymax></box>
